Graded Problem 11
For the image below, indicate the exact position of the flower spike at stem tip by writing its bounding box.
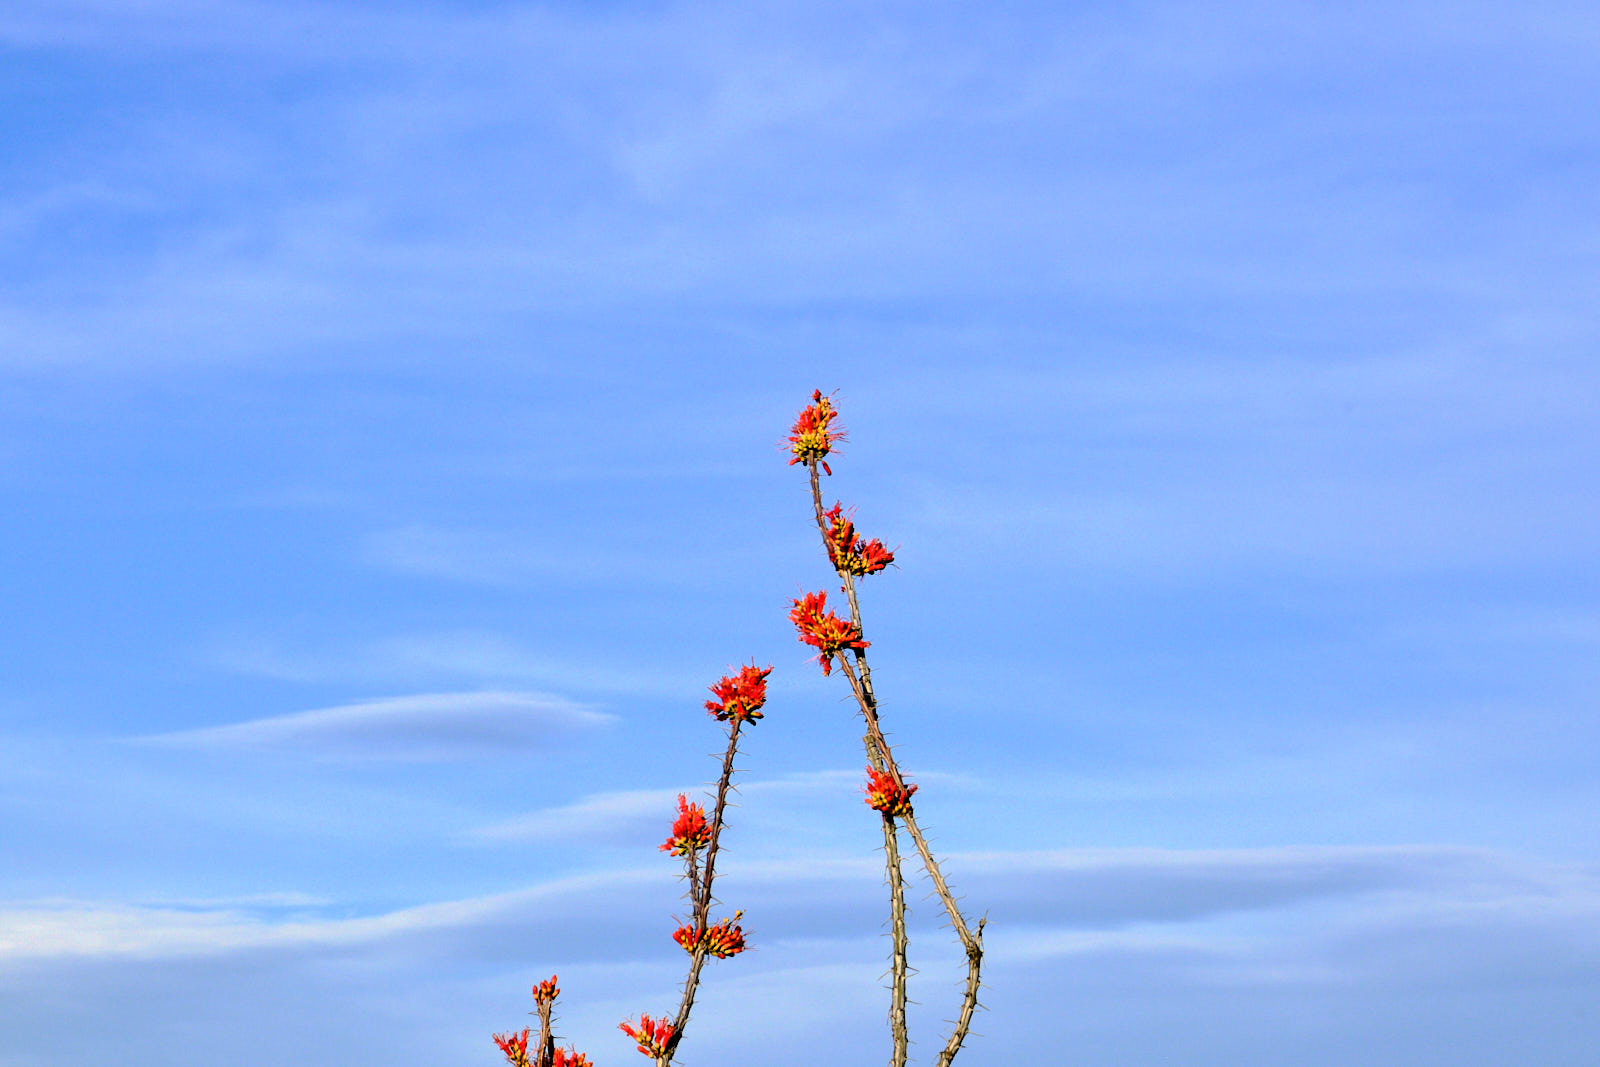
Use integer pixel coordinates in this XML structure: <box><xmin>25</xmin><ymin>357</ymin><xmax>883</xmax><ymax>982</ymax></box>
<box><xmin>786</xmin><ymin>388</ymin><xmax>843</xmax><ymax>475</ymax></box>
<box><xmin>705</xmin><ymin>662</ymin><xmax>772</xmax><ymax>722</ymax></box>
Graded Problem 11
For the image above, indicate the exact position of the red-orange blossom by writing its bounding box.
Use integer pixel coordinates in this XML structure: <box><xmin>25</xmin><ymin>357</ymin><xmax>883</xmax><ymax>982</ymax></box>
<box><xmin>789</xmin><ymin>589</ymin><xmax>868</xmax><ymax>675</ymax></box>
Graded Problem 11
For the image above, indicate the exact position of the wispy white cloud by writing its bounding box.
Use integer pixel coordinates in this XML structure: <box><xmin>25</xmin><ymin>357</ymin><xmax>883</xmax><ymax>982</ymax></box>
<box><xmin>467</xmin><ymin>771</ymin><xmax>869</xmax><ymax>844</ymax></box>
<box><xmin>469</xmin><ymin>787</ymin><xmax>682</xmax><ymax>845</ymax></box>
<box><xmin>359</xmin><ymin>526</ymin><xmax>577</xmax><ymax>586</ymax></box>
<box><xmin>201</xmin><ymin>629</ymin><xmax>708</xmax><ymax>697</ymax></box>
<box><xmin>359</xmin><ymin>523</ymin><xmax>783</xmax><ymax>589</ymax></box>
<box><xmin>5</xmin><ymin>844</ymin><xmax>1596</xmax><ymax>1066</ymax></box>
<box><xmin>0</xmin><ymin>871</ymin><xmax>645</xmax><ymax>962</ymax></box>
<box><xmin>136</xmin><ymin>691</ymin><xmax>611</xmax><ymax>760</ymax></box>
<box><xmin>6</xmin><ymin>869</ymin><xmax>1594</xmax><ymax>1067</ymax></box>
<box><xmin>142</xmin><ymin>891</ymin><xmax>330</xmax><ymax>909</ymax></box>
<box><xmin>7</xmin><ymin>844</ymin><xmax>1590</xmax><ymax>967</ymax></box>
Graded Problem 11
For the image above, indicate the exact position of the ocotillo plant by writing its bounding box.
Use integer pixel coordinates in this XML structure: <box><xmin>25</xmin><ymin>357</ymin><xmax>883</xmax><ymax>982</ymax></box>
<box><xmin>492</xmin><ymin>665</ymin><xmax>769</xmax><ymax>1067</ymax></box>
<box><xmin>787</xmin><ymin>389</ymin><xmax>986</xmax><ymax>1067</ymax></box>
<box><xmin>494</xmin><ymin>393</ymin><xmax>982</xmax><ymax>1065</ymax></box>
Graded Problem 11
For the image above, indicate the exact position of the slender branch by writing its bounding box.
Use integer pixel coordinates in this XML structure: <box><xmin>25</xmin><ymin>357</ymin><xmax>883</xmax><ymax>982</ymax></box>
<box><xmin>806</xmin><ymin>457</ymin><xmax>986</xmax><ymax>1066</ymax></box>
<box><xmin>665</xmin><ymin>949</ymin><xmax>710</xmax><ymax>1066</ymax></box>
<box><xmin>841</xmin><ymin>653</ymin><xmax>984</xmax><ymax>951</ymax></box>
<box><xmin>683</xmin><ymin>846</ymin><xmax>702</xmax><ymax>919</ymax></box>
<box><xmin>663</xmin><ymin>718</ymin><xmax>745</xmax><ymax>1063</ymax></box>
<box><xmin>934</xmin><ymin>916</ymin><xmax>986</xmax><ymax>1067</ymax></box>
<box><xmin>697</xmin><ymin>718</ymin><xmax>744</xmax><ymax>928</ymax></box>
<box><xmin>808</xmin><ymin>460</ymin><xmax>828</xmax><ymax>530</ymax></box>
<box><xmin>882</xmin><ymin>810</ymin><xmax>910</xmax><ymax>1067</ymax></box>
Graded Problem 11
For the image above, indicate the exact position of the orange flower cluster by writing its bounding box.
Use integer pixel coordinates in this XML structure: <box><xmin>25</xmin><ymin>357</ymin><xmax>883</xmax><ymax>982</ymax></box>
<box><xmin>790</xmin><ymin>590</ymin><xmax>868</xmax><ymax>675</ymax></box>
<box><xmin>864</xmin><ymin>766</ymin><xmax>918</xmax><ymax>817</ymax></box>
<box><xmin>705</xmin><ymin>663</ymin><xmax>772</xmax><ymax>722</ymax></box>
<box><xmin>619</xmin><ymin>1013</ymin><xmax>675</xmax><ymax>1058</ymax></box>
<box><xmin>824</xmin><ymin>503</ymin><xmax>895</xmax><ymax>576</ymax></box>
<box><xmin>659</xmin><ymin>794</ymin><xmax>710</xmax><ymax>856</ymax></box>
<box><xmin>493</xmin><ymin>1028</ymin><xmax>531</xmax><ymax>1067</ymax></box>
<box><xmin>787</xmin><ymin>389</ymin><xmax>843</xmax><ymax>474</ymax></box>
<box><xmin>672</xmin><ymin>915</ymin><xmax>747</xmax><ymax>958</ymax></box>
<box><xmin>495</xmin><ymin>978</ymin><xmax>590</xmax><ymax>1067</ymax></box>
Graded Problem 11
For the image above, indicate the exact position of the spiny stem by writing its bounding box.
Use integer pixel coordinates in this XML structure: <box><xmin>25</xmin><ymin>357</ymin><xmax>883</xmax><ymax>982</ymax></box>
<box><xmin>664</xmin><ymin>718</ymin><xmax>744</xmax><ymax>1062</ymax></box>
<box><xmin>934</xmin><ymin>915</ymin><xmax>987</xmax><ymax>1067</ymax></box>
<box><xmin>684</xmin><ymin>845</ymin><xmax>702</xmax><ymax>918</ymax></box>
<box><xmin>697</xmin><ymin>719</ymin><xmax>744</xmax><ymax>929</ymax></box>
<box><xmin>535</xmin><ymin>999</ymin><xmax>554</xmax><ymax>1067</ymax></box>
<box><xmin>807</xmin><ymin>457</ymin><xmax>986</xmax><ymax>1067</ymax></box>
<box><xmin>840</xmin><ymin>653</ymin><xmax>982</xmax><ymax>950</ymax></box>
<box><xmin>883</xmin><ymin>810</ymin><xmax>910</xmax><ymax>1067</ymax></box>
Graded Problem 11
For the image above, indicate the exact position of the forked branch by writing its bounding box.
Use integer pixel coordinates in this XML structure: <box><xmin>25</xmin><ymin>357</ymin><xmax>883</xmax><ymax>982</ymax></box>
<box><xmin>787</xmin><ymin>391</ymin><xmax>986</xmax><ymax>1067</ymax></box>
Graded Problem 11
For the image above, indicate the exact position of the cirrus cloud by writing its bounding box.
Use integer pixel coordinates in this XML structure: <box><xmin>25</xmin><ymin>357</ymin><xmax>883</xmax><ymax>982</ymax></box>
<box><xmin>135</xmin><ymin>691</ymin><xmax>611</xmax><ymax>760</ymax></box>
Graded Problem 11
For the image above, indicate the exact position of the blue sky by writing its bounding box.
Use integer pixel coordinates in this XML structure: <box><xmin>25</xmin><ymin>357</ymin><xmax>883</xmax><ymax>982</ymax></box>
<box><xmin>3</xmin><ymin>1</ymin><xmax>1599</xmax><ymax>1063</ymax></box>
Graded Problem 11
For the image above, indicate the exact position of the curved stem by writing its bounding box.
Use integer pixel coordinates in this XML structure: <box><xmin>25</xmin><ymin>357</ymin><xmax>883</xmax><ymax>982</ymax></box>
<box><xmin>807</xmin><ymin>458</ymin><xmax>986</xmax><ymax>1066</ymax></box>
<box><xmin>934</xmin><ymin>914</ymin><xmax>987</xmax><ymax>1067</ymax></box>
<box><xmin>840</xmin><ymin>655</ymin><xmax>984</xmax><ymax>954</ymax></box>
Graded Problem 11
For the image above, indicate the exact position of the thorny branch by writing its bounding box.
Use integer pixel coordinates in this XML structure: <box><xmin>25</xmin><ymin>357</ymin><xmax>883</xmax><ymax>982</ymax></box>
<box><xmin>663</xmin><ymin>717</ymin><xmax>746</xmax><ymax>1063</ymax></box>
<box><xmin>807</xmin><ymin>454</ymin><xmax>986</xmax><ymax>1067</ymax></box>
<box><xmin>534</xmin><ymin>997</ymin><xmax>554</xmax><ymax>1067</ymax></box>
<box><xmin>882</xmin><ymin>807</ymin><xmax>910</xmax><ymax>1067</ymax></box>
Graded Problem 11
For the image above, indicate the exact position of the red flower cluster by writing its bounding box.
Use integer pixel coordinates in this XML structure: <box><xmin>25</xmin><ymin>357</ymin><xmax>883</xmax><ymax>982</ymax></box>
<box><xmin>705</xmin><ymin>663</ymin><xmax>772</xmax><ymax>722</ymax></box>
<box><xmin>672</xmin><ymin>914</ymin><xmax>747</xmax><ymax>958</ymax></box>
<box><xmin>496</xmin><ymin>978</ymin><xmax>589</xmax><ymax>1066</ymax></box>
<box><xmin>787</xmin><ymin>389</ymin><xmax>843</xmax><ymax>475</ymax></box>
<box><xmin>659</xmin><ymin>794</ymin><xmax>710</xmax><ymax>856</ymax></box>
<box><xmin>864</xmin><ymin>766</ymin><xmax>918</xmax><ymax>817</ymax></box>
<box><xmin>494</xmin><ymin>1032</ymin><xmax>589</xmax><ymax>1067</ymax></box>
<box><xmin>824</xmin><ymin>503</ymin><xmax>895</xmax><ymax>577</ymax></box>
<box><xmin>493</xmin><ymin>1028</ymin><xmax>531</xmax><ymax>1067</ymax></box>
<box><xmin>790</xmin><ymin>590</ymin><xmax>868</xmax><ymax>675</ymax></box>
<box><xmin>619</xmin><ymin>1013</ymin><xmax>675</xmax><ymax>1058</ymax></box>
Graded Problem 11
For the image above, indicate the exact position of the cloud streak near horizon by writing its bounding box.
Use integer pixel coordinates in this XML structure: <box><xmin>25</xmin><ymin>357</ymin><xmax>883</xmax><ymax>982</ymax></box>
<box><xmin>6</xmin><ymin>844</ymin><xmax>1590</xmax><ymax>963</ymax></box>
<box><xmin>4</xmin><ymin>844</ymin><xmax>1595</xmax><ymax>1065</ymax></box>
